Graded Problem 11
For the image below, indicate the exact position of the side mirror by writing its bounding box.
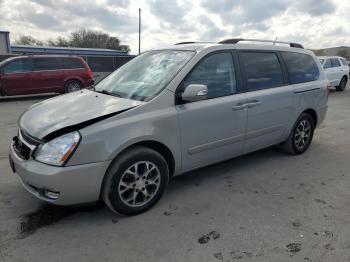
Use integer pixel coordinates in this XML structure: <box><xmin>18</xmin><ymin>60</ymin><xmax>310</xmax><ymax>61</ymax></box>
<box><xmin>181</xmin><ymin>84</ymin><xmax>208</xmax><ymax>102</ymax></box>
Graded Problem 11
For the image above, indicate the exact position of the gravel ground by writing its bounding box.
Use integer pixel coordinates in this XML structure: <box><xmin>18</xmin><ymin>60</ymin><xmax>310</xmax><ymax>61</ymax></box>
<box><xmin>0</xmin><ymin>86</ymin><xmax>350</xmax><ymax>262</ymax></box>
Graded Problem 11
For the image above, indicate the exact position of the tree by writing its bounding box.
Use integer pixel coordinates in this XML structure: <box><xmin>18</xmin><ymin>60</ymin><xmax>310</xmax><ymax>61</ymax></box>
<box><xmin>15</xmin><ymin>35</ymin><xmax>43</xmax><ymax>46</ymax></box>
<box><xmin>14</xmin><ymin>29</ymin><xmax>130</xmax><ymax>52</ymax></box>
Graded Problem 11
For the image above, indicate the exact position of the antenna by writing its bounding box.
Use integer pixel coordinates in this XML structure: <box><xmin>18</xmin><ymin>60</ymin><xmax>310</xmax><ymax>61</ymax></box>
<box><xmin>273</xmin><ymin>37</ymin><xmax>278</xmax><ymax>45</ymax></box>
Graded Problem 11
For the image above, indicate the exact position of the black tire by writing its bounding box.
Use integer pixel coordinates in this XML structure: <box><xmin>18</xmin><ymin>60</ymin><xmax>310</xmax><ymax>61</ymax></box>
<box><xmin>336</xmin><ymin>76</ymin><xmax>347</xmax><ymax>91</ymax></box>
<box><xmin>280</xmin><ymin>113</ymin><xmax>315</xmax><ymax>155</ymax></box>
<box><xmin>101</xmin><ymin>146</ymin><xmax>169</xmax><ymax>215</ymax></box>
<box><xmin>65</xmin><ymin>80</ymin><xmax>82</xmax><ymax>93</ymax></box>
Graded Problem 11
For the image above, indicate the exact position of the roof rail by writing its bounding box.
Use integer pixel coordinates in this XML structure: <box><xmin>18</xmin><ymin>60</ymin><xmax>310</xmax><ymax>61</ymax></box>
<box><xmin>218</xmin><ymin>38</ymin><xmax>304</xmax><ymax>49</ymax></box>
<box><xmin>174</xmin><ymin>41</ymin><xmax>214</xmax><ymax>45</ymax></box>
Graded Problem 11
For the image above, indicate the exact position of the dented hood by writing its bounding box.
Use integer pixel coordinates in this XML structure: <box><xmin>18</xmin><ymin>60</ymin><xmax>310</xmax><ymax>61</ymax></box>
<box><xmin>19</xmin><ymin>90</ymin><xmax>144</xmax><ymax>140</ymax></box>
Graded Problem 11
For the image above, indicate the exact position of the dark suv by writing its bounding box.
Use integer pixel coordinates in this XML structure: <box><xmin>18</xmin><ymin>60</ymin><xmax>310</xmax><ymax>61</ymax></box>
<box><xmin>0</xmin><ymin>55</ymin><xmax>94</xmax><ymax>96</ymax></box>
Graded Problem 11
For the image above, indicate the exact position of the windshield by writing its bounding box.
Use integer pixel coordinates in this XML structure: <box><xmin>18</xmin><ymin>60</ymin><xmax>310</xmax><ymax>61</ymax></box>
<box><xmin>95</xmin><ymin>50</ymin><xmax>194</xmax><ymax>101</ymax></box>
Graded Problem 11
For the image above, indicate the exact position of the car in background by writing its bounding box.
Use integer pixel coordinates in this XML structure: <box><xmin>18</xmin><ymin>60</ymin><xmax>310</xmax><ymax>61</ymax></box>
<box><xmin>0</xmin><ymin>55</ymin><xmax>94</xmax><ymax>96</ymax></box>
<box><xmin>318</xmin><ymin>56</ymin><xmax>349</xmax><ymax>91</ymax></box>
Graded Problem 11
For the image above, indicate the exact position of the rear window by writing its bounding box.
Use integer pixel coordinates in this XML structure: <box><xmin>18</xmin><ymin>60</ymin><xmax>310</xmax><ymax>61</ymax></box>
<box><xmin>281</xmin><ymin>52</ymin><xmax>319</xmax><ymax>84</ymax></box>
<box><xmin>240</xmin><ymin>52</ymin><xmax>284</xmax><ymax>90</ymax></box>
<box><xmin>59</xmin><ymin>58</ymin><xmax>84</xmax><ymax>69</ymax></box>
<box><xmin>33</xmin><ymin>58</ymin><xmax>60</xmax><ymax>71</ymax></box>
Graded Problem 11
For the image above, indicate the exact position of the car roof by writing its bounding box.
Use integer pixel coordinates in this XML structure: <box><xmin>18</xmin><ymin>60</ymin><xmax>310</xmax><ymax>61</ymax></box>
<box><xmin>151</xmin><ymin>42</ymin><xmax>313</xmax><ymax>56</ymax></box>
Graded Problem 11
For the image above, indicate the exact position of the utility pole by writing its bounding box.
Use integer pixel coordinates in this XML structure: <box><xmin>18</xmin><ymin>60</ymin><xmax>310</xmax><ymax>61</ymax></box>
<box><xmin>138</xmin><ymin>8</ymin><xmax>141</xmax><ymax>54</ymax></box>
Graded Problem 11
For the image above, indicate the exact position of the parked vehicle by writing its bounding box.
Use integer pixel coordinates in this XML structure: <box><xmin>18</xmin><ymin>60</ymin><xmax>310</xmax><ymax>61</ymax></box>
<box><xmin>0</xmin><ymin>55</ymin><xmax>94</xmax><ymax>96</ymax></box>
<box><xmin>9</xmin><ymin>39</ymin><xmax>328</xmax><ymax>215</ymax></box>
<box><xmin>318</xmin><ymin>56</ymin><xmax>349</xmax><ymax>91</ymax></box>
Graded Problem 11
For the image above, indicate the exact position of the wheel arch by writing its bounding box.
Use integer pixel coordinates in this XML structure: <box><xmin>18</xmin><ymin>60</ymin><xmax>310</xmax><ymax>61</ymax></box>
<box><xmin>302</xmin><ymin>108</ymin><xmax>318</xmax><ymax>126</ymax></box>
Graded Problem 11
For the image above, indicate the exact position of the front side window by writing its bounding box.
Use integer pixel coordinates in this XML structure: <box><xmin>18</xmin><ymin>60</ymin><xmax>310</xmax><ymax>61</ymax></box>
<box><xmin>323</xmin><ymin>59</ymin><xmax>331</xmax><ymax>69</ymax></box>
<box><xmin>3</xmin><ymin>59</ymin><xmax>32</xmax><ymax>74</ymax></box>
<box><xmin>182</xmin><ymin>52</ymin><xmax>237</xmax><ymax>99</ymax></box>
<box><xmin>281</xmin><ymin>52</ymin><xmax>319</xmax><ymax>84</ymax></box>
<box><xmin>33</xmin><ymin>58</ymin><xmax>60</xmax><ymax>71</ymax></box>
<box><xmin>95</xmin><ymin>50</ymin><xmax>194</xmax><ymax>101</ymax></box>
<box><xmin>330</xmin><ymin>58</ymin><xmax>341</xmax><ymax>68</ymax></box>
<box><xmin>240</xmin><ymin>52</ymin><xmax>284</xmax><ymax>90</ymax></box>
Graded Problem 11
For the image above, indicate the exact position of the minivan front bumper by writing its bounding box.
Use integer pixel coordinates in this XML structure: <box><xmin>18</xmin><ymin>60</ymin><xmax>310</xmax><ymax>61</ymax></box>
<box><xmin>9</xmin><ymin>143</ymin><xmax>111</xmax><ymax>205</ymax></box>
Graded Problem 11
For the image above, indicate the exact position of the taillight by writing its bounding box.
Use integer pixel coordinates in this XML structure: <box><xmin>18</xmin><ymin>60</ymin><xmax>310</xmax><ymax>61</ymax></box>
<box><xmin>87</xmin><ymin>68</ymin><xmax>93</xmax><ymax>79</ymax></box>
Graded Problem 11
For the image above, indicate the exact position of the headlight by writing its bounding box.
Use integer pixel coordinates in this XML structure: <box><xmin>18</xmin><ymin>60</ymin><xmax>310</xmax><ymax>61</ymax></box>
<box><xmin>35</xmin><ymin>131</ymin><xmax>81</xmax><ymax>166</ymax></box>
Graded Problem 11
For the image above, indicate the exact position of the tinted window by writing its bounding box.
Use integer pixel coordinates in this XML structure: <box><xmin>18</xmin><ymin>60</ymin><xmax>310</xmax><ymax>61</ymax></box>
<box><xmin>323</xmin><ymin>59</ymin><xmax>331</xmax><ymax>69</ymax></box>
<box><xmin>183</xmin><ymin>52</ymin><xmax>236</xmax><ymax>99</ymax></box>
<box><xmin>3</xmin><ymin>59</ymin><xmax>32</xmax><ymax>74</ymax></box>
<box><xmin>240</xmin><ymin>52</ymin><xmax>284</xmax><ymax>90</ymax></box>
<box><xmin>330</xmin><ymin>58</ymin><xmax>341</xmax><ymax>67</ymax></box>
<box><xmin>281</xmin><ymin>52</ymin><xmax>319</xmax><ymax>84</ymax></box>
<box><xmin>33</xmin><ymin>58</ymin><xmax>60</xmax><ymax>71</ymax></box>
<box><xmin>59</xmin><ymin>58</ymin><xmax>84</xmax><ymax>69</ymax></box>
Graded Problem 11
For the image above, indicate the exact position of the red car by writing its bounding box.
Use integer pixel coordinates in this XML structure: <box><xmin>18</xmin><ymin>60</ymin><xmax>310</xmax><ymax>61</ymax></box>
<box><xmin>0</xmin><ymin>55</ymin><xmax>94</xmax><ymax>96</ymax></box>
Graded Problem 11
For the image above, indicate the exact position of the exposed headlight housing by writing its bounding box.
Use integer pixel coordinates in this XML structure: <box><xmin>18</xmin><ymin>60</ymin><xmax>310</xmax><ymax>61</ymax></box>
<box><xmin>35</xmin><ymin>131</ymin><xmax>81</xmax><ymax>166</ymax></box>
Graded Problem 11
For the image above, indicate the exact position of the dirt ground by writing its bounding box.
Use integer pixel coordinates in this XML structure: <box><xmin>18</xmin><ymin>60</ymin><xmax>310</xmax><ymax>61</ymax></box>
<box><xmin>1</xmin><ymin>86</ymin><xmax>350</xmax><ymax>262</ymax></box>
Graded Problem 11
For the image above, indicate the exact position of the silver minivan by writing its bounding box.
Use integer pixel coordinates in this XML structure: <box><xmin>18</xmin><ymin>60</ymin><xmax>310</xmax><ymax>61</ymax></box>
<box><xmin>9</xmin><ymin>39</ymin><xmax>328</xmax><ymax>215</ymax></box>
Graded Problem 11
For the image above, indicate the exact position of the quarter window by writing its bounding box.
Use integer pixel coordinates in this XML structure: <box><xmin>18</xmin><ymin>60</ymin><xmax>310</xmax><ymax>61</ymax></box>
<box><xmin>183</xmin><ymin>52</ymin><xmax>237</xmax><ymax>99</ymax></box>
<box><xmin>281</xmin><ymin>52</ymin><xmax>319</xmax><ymax>84</ymax></box>
<box><xmin>59</xmin><ymin>58</ymin><xmax>84</xmax><ymax>69</ymax></box>
<box><xmin>330</xmin><ymin>58</ymin><xmax>341</xmax><ymax>67</ymax></box>
<box><xmin>240</xmin><ymin>52</ymin><xmax>284</xmax><ymax>90</ymax></box>
<box><xmin>33</xmin><ymin>58</ymin><xmax>60</xmax><ymax>71</ymax></box>
<box><xmin>3</xmin><ymin>59</ymin><xmax>32</xmax><ymax>74</ymax></box>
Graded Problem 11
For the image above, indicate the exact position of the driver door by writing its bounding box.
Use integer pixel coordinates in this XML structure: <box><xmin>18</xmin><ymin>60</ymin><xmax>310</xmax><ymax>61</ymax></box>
<box><xmin>176</xmin><ymin>51</ymin><xmax>248</xmax><ymax>172</ymax></box>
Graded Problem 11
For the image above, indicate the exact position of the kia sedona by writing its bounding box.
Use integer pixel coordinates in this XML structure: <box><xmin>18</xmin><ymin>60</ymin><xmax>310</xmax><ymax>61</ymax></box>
<box><xmin>9</xmin><ymin>39</ymin><xmax>328</xmax><ymax>215</ymax></box>
<box><xmin>0</xmin><ymin>55</ymin><xmax>94</xmax><ymax>96</ymax></box>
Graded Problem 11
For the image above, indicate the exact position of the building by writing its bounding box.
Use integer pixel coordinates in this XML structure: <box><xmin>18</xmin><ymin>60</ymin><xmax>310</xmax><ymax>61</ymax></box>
<box><xmin>0</xmin><ymin>31</ymin><xmax>135</xmax><ymax>82</ymax></box>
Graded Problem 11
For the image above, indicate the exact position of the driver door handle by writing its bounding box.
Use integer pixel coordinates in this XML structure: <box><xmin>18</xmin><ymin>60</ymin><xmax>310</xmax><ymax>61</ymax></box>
<box><xmin>247</xmin><ymin>100</ymin><xmax>262</xmax><ymax>108</ymax></box>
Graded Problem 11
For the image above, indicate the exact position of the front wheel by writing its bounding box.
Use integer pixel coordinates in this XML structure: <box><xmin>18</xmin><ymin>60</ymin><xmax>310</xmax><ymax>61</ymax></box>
<box><xmin>280</xmin><ymin>113</ymin><xmax>315</xmax><ymax>155</ymax></box>
<box><xmin>336</xmin><ymin>76</ymin><xmax>347</xmax><ymax>91</ymax></box>
<box><xmin>102</xmin><ymin>146</ymin><xmax>169</xmax><ymax>215</ymax></box>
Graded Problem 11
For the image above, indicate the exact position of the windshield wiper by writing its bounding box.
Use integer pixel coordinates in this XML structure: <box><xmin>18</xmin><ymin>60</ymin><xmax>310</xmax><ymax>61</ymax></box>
<box><xmin>95</xmin><ymin>89</ymin><xmax>122</xmax><ymax>98</ymax></box>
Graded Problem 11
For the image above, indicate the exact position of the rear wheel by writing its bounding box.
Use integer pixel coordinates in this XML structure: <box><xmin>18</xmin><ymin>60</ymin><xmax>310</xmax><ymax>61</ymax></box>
<box><xmin>65</xmin><ymin>80</ymin><xmax>82</xmax><ymax>93</ymax></box>
<box><xmin>280</xmin><ymin>113</ymin><xmax>315</xmax><ymax>155</ymax></box>
<box><xmin>336</xmin><ymin>76</ymin><xmax>347</xmax><ymax>91</ymax></box>
<box><xmin>102</xmin><ymin>146</ymin><xmax>169</xmax><ymax>215</ymax></box>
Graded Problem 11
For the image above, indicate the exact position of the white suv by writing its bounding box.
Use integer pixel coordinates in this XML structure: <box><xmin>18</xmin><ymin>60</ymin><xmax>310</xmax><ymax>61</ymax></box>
<box><xmin>318</xmin><ymin>56</ymin><xmax>349</xmax><ymax>91</ymax></box>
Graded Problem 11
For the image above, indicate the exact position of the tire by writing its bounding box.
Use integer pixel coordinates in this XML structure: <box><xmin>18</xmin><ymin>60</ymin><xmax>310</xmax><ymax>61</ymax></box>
<box><xmin>280</xmin><ymin>113</ymin><xmax>315</xmax><ymax>155</ymax></box>
<box><xmin>336</xmin><ymin>76</ymin><xmax>347</xmax><ymax>91</ymax></box>
<box><xmin>65</xmin><ymin>80</ymin><xmax>82</xmax><ymax>93</ymax></box>
<box><xmin>101</xmin><ymin>146</ymin><xmax>169</xmax><ymax>215</ymax></box>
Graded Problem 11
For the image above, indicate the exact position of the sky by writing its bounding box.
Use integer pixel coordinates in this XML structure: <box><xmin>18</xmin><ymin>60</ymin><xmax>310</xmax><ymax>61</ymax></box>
<box><xmin>0</xmin><ymin>0</ymin><xmax>349</xmax><ymax>54</ymax></box>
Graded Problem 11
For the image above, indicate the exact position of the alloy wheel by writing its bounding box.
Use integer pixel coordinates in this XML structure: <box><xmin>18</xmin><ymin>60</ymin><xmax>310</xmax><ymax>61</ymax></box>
<box><xmin>294</xmin><ymin>120</ymin><xmax>312</xmax><ymax>151</ymax></box>
<box><xmin>118</xmin><ymin>161</ymin><xmax>161</xmax><ymax>208</ymax></box>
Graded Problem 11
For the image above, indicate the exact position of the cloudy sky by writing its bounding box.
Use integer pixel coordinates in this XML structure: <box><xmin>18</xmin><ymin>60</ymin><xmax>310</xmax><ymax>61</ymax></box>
<box><xmin>0</xmin><ymin>0</ymin><xmax>349</xmax><ymax>54</ymax></box>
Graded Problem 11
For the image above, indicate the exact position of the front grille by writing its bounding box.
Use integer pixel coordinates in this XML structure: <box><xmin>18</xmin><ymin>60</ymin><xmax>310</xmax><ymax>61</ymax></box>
<box><xmin>13</xmin><ymin>137</ymin><xmax>31</xmax><ymax>160</ymax></box>
<box><xmin>12</xmin><ymin>129</ymin><xmax>37</xmax><ymax>160</ymax></box>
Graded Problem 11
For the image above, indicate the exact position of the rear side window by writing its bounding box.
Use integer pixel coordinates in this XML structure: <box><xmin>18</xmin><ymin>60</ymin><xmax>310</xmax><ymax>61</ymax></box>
<box><xmin>240</xmin><ymin>52</ymin><xmax>284</xmax><ymax>90</ymax></box>
<box><xmin>281</xmin><ymin>52</ymin><xmax>319</xmax><ymax>84</ymax></box>
<box><xmin>330</xmin><ymin>58</ymin><xmax>341</xmax><ymax>67</ymax></box>
<box><xmin>183</xmin><ymin>52</ymin><xmax>237</xmax><ymax>99</ymax></box>
<box><xmin>3</xmin><ymin>59</ymin><xmax>32</xmax><ymax>74</ymax></box>
<box><xmin>340</xmin><ymin>58</ymin><xmax>348</xmax><ymax>66</ymax></box>
<box><xmin>33</xmin><ymin>58</ymin><xmax>60</xmax><ymax>71</ymax></box>
<box><xmin>59</xmin><ymin>58</ymin><xmax>84</xmax><ymax>69</ymax></box>
<box><xmin>323</xmin><ymin>59</ymin><xmax>331</xmax><ymax>69</ymax></box>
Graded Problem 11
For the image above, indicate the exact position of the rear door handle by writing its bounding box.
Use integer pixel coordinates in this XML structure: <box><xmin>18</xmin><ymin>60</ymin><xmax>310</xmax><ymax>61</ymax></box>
<box><xmin>232</xmin><ymin>103</ymin><xmax>247</xmax><ymax>111</ymax></box>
